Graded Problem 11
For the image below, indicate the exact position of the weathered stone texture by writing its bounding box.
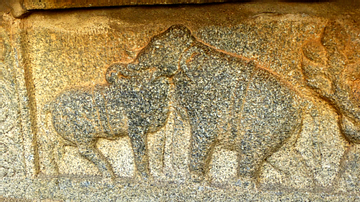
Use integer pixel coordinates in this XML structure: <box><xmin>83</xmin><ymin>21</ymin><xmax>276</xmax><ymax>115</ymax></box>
<box><xmin>22</xmin><ymin>0</ymin><xmax>229</xmax><ymax>10</ymax></box>
<box><xmin>1</xmin><ymin>2</ymin><xmax>360</xmax><ymax>201</ymax></box>
<box><xmin>0</xmin><ymin>26</ymin><xmax>24</xmax><ymax>178</ymax></box>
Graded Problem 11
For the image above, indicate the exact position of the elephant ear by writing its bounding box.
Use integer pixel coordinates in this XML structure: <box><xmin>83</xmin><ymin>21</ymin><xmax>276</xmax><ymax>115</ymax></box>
<box><xmin>135</xmin><ymin>25</ymin><xmax>196</xmax><ymax>76</ymax></box>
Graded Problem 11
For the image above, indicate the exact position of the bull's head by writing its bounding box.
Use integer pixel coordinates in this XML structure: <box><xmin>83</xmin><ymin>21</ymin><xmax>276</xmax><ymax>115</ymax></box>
<box><xmin>301</xmin><ymin>21</ymin><xmax>360</xmax><ymax>143</ymax></box>
<box><xmin>106</xmin><ymin>25</ymin><xmax>195</xmax><ymax>85</ymax></box>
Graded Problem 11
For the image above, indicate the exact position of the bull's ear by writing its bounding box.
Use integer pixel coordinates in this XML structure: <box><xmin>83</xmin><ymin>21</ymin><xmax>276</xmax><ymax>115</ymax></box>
<box><xmin>150</xmin><ymin>24</ymin><xmax>193</xmax><ymax>44</ymax></box>
<box><xmin>106</xmin><ymin>63</ymin><xmax>119</xmax><ymax>84</ymax></box>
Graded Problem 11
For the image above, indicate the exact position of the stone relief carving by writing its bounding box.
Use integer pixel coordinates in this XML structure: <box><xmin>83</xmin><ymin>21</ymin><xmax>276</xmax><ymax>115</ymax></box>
<box><xmin>301</xmin><ymin>21</ymin><xmax>360</xmax><ymax>144</ymax></box>
<box><xmin>172</xmin><ymin>31</ymin><xmax>303</xmax><ymax>183</ymax></box>
<box><xmin>0</xmin><ymin>30</ymin><xmax>16</xmax><ymax>135</ymax></box>
<box><xmin>44</xmin><ymin>67</ymin><xmax>171</xmax><ymax>180</ymax></box>
<box><xmin>0</xmin><ymin>28</ymin><xmax>24</xmax><ymax>177</ymax></box>
<box><xmin>44</xmin><ymin>23</ymin><xmax>359</xmax><ymax>187</ymax></box>
<box><xmin>0</xmin><ymin>78</ymin><xmax>17</xmax><ymax>135</ymax></box>
<box><xmin>0</xmin><ymin>79</ymin><xmax>18</xmax><ymax>177</ymax></box>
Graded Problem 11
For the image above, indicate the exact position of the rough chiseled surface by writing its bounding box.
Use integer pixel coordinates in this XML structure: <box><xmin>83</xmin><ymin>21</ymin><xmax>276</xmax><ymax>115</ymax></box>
<box><xmin>0</xmin><ymin>26</ymin><xmax>25</xmax><ymax>179</ymax></box>
<box><xmin>1</xmin><ymin>2</ymin><xmax>360</xmax><ymax>201</ymax></box>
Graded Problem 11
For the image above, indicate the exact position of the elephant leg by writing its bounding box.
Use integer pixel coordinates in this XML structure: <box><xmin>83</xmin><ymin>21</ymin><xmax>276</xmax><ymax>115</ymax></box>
<box><xmin>77</xmin><ymin>140</ymin><xmax>115</xmax><ymax>179</ymax></box>
<box><xmin>189</xmin><ymin>121</ymin><xmax>218</xmax><ymax>182</ymax></box>
<box><xmin>128</xmin><ymin>125</ymin><xmax>150</xmax><ymax>179</ymax></box>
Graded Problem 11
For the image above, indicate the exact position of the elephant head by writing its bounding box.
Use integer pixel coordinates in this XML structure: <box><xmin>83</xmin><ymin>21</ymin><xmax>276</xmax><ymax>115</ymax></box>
<box><xmin>106</xmin><ymin>25</ymin><xmax>196</xmax><ymax>86</ymax></box>
<box><xmin>302</xmin><ymin>21</ymin><xmax>360</xmax><ymax>143</ymax></box>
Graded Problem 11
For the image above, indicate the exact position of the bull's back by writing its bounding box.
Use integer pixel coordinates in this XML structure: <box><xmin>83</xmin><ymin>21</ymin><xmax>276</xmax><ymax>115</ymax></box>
<box><xmin>50</xmin><ymin>87</ymin><xmax>98</xmax><ymax>142</ymax></box>
<box><xmin>175</xmin><ymin>41</ymin><xmax>303</xmax><ymax>177</ymax></box>
<box><xmin>175</xmin><ymin>43</ymin><xmax>255</xmax><ymax>125</ymax></box>
<box><xmin>49</xmin><ymin>85</ymin><xmax>127</xmax><ymax>142</ymax></box>
<box><xmin>175</xmin><ymin>42</ymin><xmax>302</xmax><ymax>144</ymax></box>
<box><xmin>239</xmin><ymin>67</ymin><xmax>302</xmax><ymax>148</ymax></box>
<box><xmin>237</xmin><ymin>67</ymin><xmax>302</xmax><ymax>175</ymax></box>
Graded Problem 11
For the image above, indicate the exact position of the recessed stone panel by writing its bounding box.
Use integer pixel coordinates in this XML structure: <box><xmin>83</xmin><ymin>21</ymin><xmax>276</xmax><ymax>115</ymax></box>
<box><xmin>1</xmin><ymin>2</ymin><xmax>360</xmax><ymax>201</ymax></box>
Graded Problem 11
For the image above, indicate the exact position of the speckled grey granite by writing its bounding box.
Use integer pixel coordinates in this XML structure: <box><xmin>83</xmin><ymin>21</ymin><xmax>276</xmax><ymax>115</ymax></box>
<box><xmin>1</xmin><ymin>2</ymin><xmax>360</xmax><ymax>201</ymax></box>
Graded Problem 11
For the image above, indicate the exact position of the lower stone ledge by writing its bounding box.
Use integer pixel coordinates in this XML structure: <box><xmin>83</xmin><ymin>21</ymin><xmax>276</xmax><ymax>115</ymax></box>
<box><xmin>2</xmin><ymin>177</ymin><xmax>359</xmax><ymax>201</ymax></box>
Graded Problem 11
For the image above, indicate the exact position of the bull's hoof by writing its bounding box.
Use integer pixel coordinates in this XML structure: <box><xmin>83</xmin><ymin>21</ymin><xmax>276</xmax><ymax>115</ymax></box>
<box><xmin>135</xmin><ymin>171</ymin><xmax>153</xmax><ymax>182</ymax></box>
<box><xmin>235</xmin><ymin>176</ymin><xmax>257</xmax><ymax>190</ymax></box>
<box><xmin>49</xmin><ymin>177</ymin><xmax>60</xmax><ymax>187</ymax></box>
<box><xmin>190</xmin><ymin>172</ymin><xmax>205</xmax><ymax>183</ymax></box>
<box><xmin>102</xmin><ymin>170</ymin><xmax>116</xmax><ymax>180</ymax></box>
<box><xmin>100</xmin><ymin>177</ymin><xmax>115</xmax><ymax>188</ymax></box>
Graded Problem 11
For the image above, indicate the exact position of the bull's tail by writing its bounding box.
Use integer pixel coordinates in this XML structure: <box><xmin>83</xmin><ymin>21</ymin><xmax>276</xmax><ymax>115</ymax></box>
<box><xmin>42</xmin><ymin>101</ymin><xmax>55</xmax><ymax>131</ymax></box>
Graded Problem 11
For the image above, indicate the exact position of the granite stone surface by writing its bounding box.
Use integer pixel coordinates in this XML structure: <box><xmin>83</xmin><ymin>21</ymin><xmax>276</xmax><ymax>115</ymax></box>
<box><xmin>1</xmin><ymin>2</ymin><xmax>360</xmax><ymax>201</ymax></box>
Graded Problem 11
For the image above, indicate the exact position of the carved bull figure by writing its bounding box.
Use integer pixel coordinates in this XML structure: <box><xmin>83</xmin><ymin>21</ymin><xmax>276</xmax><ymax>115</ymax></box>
<box><xmin>44</xmin><ymin>26</ymin><xmax>196</xmax><ymax>179</ymax></box>
<box><xmin>45</xmin><ymin>64</ymin><xmax>171</xmax><ymax>180</ymax></box>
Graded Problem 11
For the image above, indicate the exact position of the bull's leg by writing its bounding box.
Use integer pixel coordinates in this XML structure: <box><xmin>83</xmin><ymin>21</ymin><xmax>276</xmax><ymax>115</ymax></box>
<box><xmin>128</xmin><ymin>125</ymin><xmax>150</xmax><ymax>180</ymax></box>
<box><xmin>77</xmin><ymin>140</ymin><xmax>115</xmax><ymax>179</ymax></box>
<box><xmin>237</xmin><ymin>116</ymin><xmax>302</xmax><ymax>184</ymax></box>
<box><xmin>236</xmin><ymin>68</ymin><xmax>302</xmax><ymax>183</ymax></box>
<box><xmin>238</xmin><ymin>134</ymin><xmax>272</xmax><ymax>179</ymax></box>
<box><xmin>189</xmin><ymin>120</ymin><xmax>218</xmax><ymax>182</ymax></box>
